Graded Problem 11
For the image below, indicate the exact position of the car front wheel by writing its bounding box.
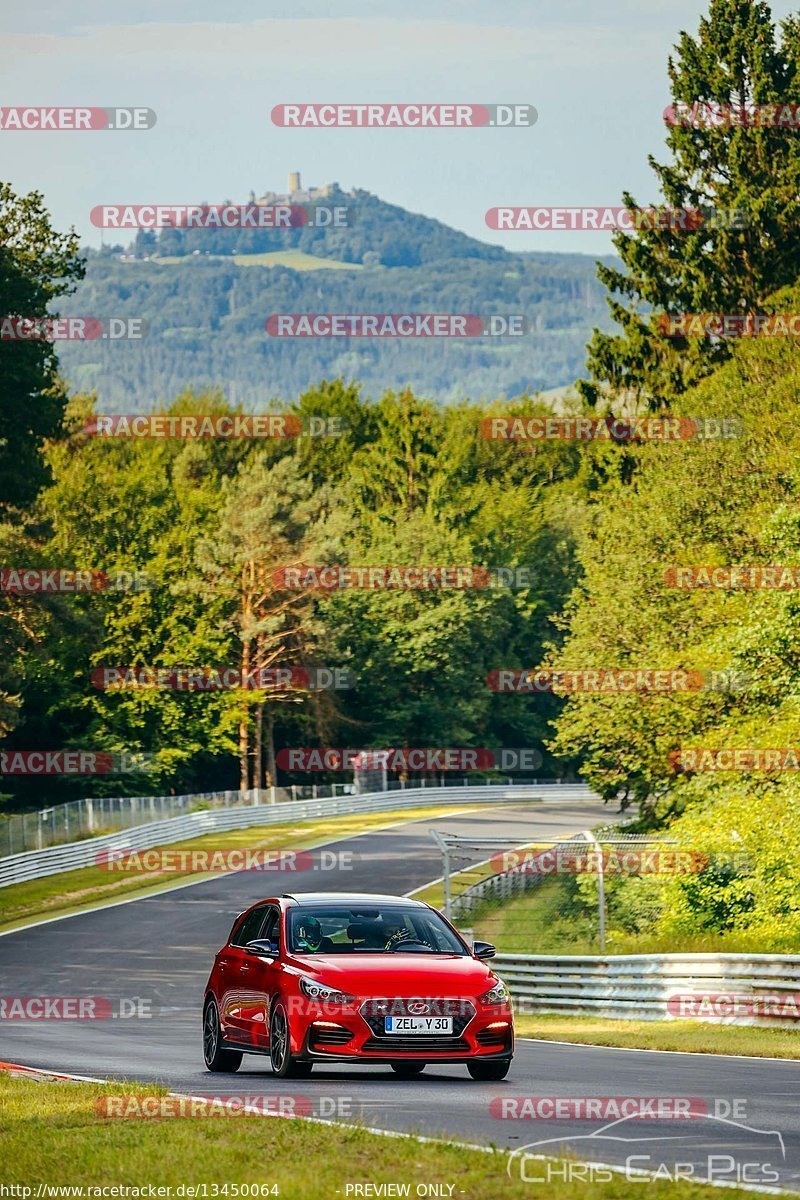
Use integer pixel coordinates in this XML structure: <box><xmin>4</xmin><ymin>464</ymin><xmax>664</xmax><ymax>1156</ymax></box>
<box><xmin>269</xmin><ymin>1002</ymin><xmax>313</xmax><ymax>1078</ymax></box>
<box><xmin>467</xmin><ymin>1058</ymin><xmax>511</xmax><ymax>1081</ymax></box>
<box><xmin>203</xmin><ymin>998</ymin><xmax>242</xmax><ymax>1072</ymax></box>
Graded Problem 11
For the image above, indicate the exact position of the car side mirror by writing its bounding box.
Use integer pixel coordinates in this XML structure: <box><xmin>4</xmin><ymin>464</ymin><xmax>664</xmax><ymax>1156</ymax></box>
<box><xmin>246</xmin><ymin>939</ymin><xmax>278</xmax><ymax>958</ymax></box>
<box><xmin>473</xmin><ymin>940</ymin><xmax>496</xmax><ymax>961</ymax></box>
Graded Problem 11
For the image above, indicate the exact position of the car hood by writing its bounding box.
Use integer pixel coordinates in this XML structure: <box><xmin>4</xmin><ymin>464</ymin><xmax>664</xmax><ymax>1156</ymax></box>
<box><xmin>287</xmin><ymin>952</ymin><xmax>495</xmax><ymax>995</ymax></box>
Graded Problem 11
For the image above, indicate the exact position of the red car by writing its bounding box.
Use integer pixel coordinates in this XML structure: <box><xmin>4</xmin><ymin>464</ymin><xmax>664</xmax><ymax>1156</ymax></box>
<box><xmin>202</xmin><ymin>892</ymin><xmax>514</xmax><ymax>1080</ymax></box>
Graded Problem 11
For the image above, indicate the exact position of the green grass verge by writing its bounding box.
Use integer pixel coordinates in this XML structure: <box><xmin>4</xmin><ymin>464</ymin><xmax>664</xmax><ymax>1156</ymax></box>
<box><xmin>0</xmin><ymin>1073</ymin><xmax>761</xmax><ymax>1199</ymax></box>
<box><xmin>516</xmin><ymin>1013</ymin><xmax>800</xmax><ymax>1058</ymax></box>
<box><xmin>472</xmin><ymin>876</ymin><xmax>599</xmax><ymax>954</ymax></box>
<box><xmin>0</xmin><ymin>804</ymin><xmax>462</xmax><ymax>934</ymax></box>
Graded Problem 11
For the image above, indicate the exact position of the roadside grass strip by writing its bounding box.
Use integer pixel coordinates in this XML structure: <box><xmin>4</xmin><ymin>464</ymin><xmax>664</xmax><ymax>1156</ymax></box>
<box><xmin>0</xmin><ymin>1068</ymin><xmax>771</xmax><ymax>1199</ymax></box>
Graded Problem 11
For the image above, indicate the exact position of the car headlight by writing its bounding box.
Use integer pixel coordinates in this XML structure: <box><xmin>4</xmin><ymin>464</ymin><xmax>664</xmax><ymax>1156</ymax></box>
<box><xmin>478</xmin><ymin>979</ymin><xmax>510</xmax><ymax>1006</ymax></box>
<box><xmin>300</xmin><ymin>976</ymin><xmax>353</xmax><ymax>1004</ymax></box>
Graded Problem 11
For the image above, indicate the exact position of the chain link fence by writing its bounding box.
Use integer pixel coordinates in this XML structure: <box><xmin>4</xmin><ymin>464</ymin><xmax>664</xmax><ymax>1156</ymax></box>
<box><xmin>0</xmin><ymin>774</ymin><xmax>559</xmax><ymax>856</ymax></box>
<box><xmin>432</xmin><ymin>826</ymin><xmax>697</xmax><ymax>953</ymax></box>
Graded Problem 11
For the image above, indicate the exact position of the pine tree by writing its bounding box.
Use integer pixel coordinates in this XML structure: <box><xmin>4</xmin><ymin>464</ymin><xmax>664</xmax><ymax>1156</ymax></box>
<box><xmin>0</xmin><ymin>183</ymin><xmax>84</xmax><ymax>509</ymax></box>
<box><xmin>581</xmin><ymin>0</ymin><xmax>800</xmax><ymax>409</ymax></box>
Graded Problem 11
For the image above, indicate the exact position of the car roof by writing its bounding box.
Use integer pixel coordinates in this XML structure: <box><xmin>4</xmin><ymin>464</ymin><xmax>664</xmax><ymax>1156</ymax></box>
<box><xmin>281</xmin><ymin>892</ymin><xmax>428</xmax><ymax>908</ymax></box>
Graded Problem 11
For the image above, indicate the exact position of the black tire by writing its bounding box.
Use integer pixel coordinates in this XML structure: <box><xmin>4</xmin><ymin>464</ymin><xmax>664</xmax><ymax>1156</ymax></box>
<box><xmin>467</xmin><ymin>1058</ymin><xmax>511</xmax><ymax>1081</ymax></box>
<box><xmin>269</xmin><ymin>1002</ymin><xmax>313</xmax><ymax>1078</ymax></box>
<box><xmin>391</xmin><ymin>1062</ymin><xmax>426</xmax><ymax>1077</ymax></box>
<box><xmin>203</xmin><ymin>998</ymin><xmax>243</xmax><ymax>1072</ymax></box>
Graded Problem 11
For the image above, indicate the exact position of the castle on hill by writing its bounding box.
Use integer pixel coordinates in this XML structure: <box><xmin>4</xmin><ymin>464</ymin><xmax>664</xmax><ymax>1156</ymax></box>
<box><xmin>256</xmin><ymin>172</ymin><xmax>341</xmax><ymax>205</ymax></box>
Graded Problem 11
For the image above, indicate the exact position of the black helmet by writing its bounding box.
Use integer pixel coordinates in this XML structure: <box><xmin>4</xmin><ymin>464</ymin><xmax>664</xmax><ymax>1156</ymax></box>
<box><xmin>297</xmin><ymin>915</ymin><xmax>323</xmax><ymax>951</ymax></box>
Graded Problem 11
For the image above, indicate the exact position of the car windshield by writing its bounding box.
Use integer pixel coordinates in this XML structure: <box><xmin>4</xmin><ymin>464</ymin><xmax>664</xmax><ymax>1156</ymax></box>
<box><xmin>286</xmin><ymin>904</ymin><xmax>469</xmax><ymax>955</ymax></box>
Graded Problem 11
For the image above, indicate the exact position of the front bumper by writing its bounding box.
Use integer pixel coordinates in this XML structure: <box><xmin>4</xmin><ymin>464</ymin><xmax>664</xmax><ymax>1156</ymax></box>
<box><xmin>295</xmin><ymin>997</ymin><xmax>514</xmax><ymax>1061</ymax></box>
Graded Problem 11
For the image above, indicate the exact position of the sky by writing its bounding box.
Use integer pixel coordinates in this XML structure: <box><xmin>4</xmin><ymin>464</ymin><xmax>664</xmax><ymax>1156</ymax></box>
<box><xmin>1</xmin><ymin>0</ymin><xmax>797</xmax><ymax>256</ymax></box>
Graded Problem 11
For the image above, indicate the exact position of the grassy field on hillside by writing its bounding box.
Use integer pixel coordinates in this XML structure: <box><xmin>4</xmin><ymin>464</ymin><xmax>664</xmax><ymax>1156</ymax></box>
<box><xmin>153</xmin><ymin>250</ymin><xmax>362</xmax><ymax>270</ymax></box>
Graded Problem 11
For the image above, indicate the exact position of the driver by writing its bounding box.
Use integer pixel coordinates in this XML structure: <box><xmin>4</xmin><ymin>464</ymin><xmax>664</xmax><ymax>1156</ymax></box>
<box><xmin>295</xmin><ymin>916</ymin><xmax>333</xmax><ymax>953</ymax></box>
<box><xmin>380</xmin><ymin>918</ymin><xmax>406</xmax><ymax>948</ymax></box>
<box><xmin>381</xmin><ymin>919</ymin><xmax>433</xmax><ymax>950</ymax></box>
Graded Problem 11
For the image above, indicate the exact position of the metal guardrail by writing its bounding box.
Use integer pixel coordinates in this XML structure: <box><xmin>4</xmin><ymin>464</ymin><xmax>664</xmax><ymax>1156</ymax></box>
<box><xmin>0</xmin><ymin>782</ymin><xmax>366</xmax><ymax>855</ymax></box>
<box><xmin>493</xmin><ymin>952</ymin><xmax>800</xmax><ymax>1027</ymax></box>
<box><xmin>0</xmin><ymin>782</ymin><xmax>595</xmax><ymax>889</ymax></box>
<box><xmin>0</xmin><ymin>776</ymin><xmax>580</xmax><ymax>854</ymax></box>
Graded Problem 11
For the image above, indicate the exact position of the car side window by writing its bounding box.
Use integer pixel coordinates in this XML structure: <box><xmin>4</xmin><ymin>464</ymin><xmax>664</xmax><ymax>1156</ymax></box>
<box><xmin>231</xmin><ymin>905</ymin><xmax>268</xmax><ymax>947</ymax></box>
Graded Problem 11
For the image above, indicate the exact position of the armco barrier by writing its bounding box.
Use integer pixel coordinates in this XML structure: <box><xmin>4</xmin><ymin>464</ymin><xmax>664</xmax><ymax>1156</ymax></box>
<box><xmin>493</xmin><ymin>952</ymin><xmax>800</xmax><ymax>1028</ymax></box>
<box><xmin>0</xmin><ymin>783</ymin><xmax>595</xmax><ymax>889</ymax></box>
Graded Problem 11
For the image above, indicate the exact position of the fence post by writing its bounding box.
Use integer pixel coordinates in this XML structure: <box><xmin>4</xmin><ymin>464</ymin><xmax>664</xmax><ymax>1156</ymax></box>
<box><xmin>585</xmin><ymin>829</ymin><xmax>606</xmax><ymax>952</ymax></box>
<box><xmin>430</xmin><ymin>831</ymin><xmax>451</xmax><ymax>921</ymax></box>
<box><xmin>86</xmin><ymin>798</ymin><xmax>94</xmax><ymax>834</ymax></box>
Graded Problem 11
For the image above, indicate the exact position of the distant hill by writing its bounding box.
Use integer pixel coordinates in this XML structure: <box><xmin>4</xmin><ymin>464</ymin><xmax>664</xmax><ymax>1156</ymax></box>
<box><xmin>59</xmin><ymin>185</ymin><xmax>616</xmax><ymax>408</ymax></box>
<box><xmin>125</xmin><ymin>183</ymin><xmax>511</xmax><ymax>269</ymax></box>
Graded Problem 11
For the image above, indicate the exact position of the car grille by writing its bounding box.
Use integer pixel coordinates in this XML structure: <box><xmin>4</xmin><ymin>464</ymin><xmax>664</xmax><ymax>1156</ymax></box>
<box><xmin>476</xmin><ymin>1026</ymin><xmax>510</xmax><ymax>1046</ymax></box>
<box><xmin>362</xmin><ymin>1036</ymin><xmax>470</xmax><ymax>1053</ymax></box>
<box><xmin>360</xmin><ymin>998</ymin><xmax>476</xmax><ymax>1041</ymax></box>
<box><xmin>310</xmin><ymin>1024</ymin><xmax>353</xmax><ymax>1047</ymax></box>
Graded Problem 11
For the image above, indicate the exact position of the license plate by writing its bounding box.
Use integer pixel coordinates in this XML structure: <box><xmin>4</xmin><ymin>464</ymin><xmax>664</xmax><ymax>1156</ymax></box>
<box><xmin>384</xmin><ymin>1016</ymin><xmax>453</xmax><ymax>1034</ymax></box>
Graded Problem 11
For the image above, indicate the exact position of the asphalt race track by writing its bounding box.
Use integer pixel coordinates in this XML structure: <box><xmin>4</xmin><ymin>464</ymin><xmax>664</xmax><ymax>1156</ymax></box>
<box><xmin>2</xmin><ymin>797</ymin><xmax>799</xmax><ymax>1192</ymax></box>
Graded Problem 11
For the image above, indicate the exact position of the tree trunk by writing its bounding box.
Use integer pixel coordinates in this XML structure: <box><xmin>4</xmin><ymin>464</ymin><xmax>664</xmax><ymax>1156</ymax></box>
<box><xmin>239</xmin><ymin>719</ymin><xmax>250</xmax><ymax>796</ymax></box>
<box><xmin>264</xmin><ymin>709</ymin><xmax>277</xmax><ymax>788</ymax></box>
<box><xmin>239</xmin><ymin>620</ymin><xmax>251</xmax><ymax>795</ymax></box>
<box><xmin>254</xmin><ymin>702</ymin><xmax>263</xmax><ymax>797</ymax></box>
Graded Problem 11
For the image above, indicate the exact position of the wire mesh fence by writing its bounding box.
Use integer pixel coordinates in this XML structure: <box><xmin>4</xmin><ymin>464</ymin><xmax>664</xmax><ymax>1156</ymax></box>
<box><xmin>0</xmin><ymin>773</ymin><xmax>559</xmax><ymax>856</ymax></box>
<box><xmin>431</xmin><ymin>827</ymin><xmax>713</xmax><ymax>954</ymax></box>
